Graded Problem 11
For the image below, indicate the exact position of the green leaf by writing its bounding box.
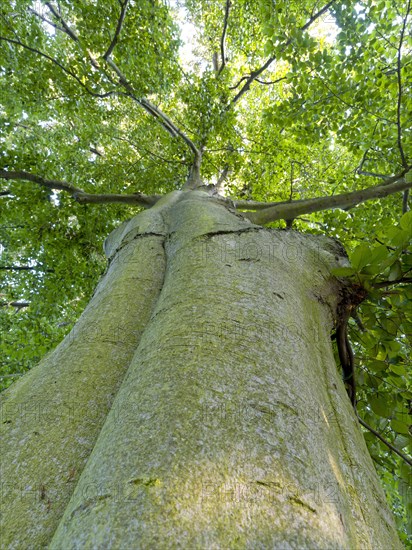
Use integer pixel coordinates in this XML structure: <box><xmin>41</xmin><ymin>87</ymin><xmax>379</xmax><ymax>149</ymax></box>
<box><xmin>331</xmin><ymin>266</ymin><xmax>355</xmax><ymax>277</ymax></box>
<box><xmin>388</xmin><ymin>261</ymin><xmax>402</xmax><ymax>281</ymax></box>
<box><xmin>350</xmin><ymin>243</ymin><xmax>372</xmax><ymax>270</ymax></box>
<box><xmin>400</xmin><ymin>210</ymin><xmax>412</xmax><ymax>232</ymax></box>
<box><xmin>389</xmin><ymin>364</ymin><xmax>407</xmax><ymax>376</ymax></box>
<box><xmin>370</xmin><ymin>396</ymin><xmax>395</xmax><ymax>418</ymax></box>
<box><xmin>391</xmin><ymin>419</ymin><xmax>410</xmax><ymax>435</ymax></box>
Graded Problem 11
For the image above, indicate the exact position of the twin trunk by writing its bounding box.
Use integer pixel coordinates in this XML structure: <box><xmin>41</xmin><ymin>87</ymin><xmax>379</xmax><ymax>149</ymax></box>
<box><xmin>0</xmin><ymin>190</ymin><xmax>400</xmax><ymax>548</ymax></box>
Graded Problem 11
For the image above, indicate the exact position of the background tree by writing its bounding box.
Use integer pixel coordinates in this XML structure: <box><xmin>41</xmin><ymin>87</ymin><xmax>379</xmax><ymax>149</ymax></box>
<box><xmin>0</xmin><ymin>0</ymin><xmax>411</xmax><ymax>546</ymax></box>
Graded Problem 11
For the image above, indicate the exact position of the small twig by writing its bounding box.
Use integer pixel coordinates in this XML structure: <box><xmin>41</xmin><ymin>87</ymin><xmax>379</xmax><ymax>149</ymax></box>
<box><xmin>89</xmin><ymin>147</ymin><xmax>103</xmax><ymax>157</ymax></box>
<box><xmin>113</xmin><ymin>136</ymin><xmax>187</xmax><ymax>165</ymax></box>
<box><xmin>229</xmin><ymin>75</ymin><xmax>248</xmax><ymax>90</ymax></box>
<box><xmin>103</xmin><ymin>0</ymin><xmax>130</xmax><ymax>60</ymax></box>
<box><xmin>357</xmin><ymin>415</ymin><xmax>412</xmax><ymax>467</ymax></box>
<box><xmin>357</xmin><ymin>171</ymin><xmax>390</xmax><ymax>180</ymax></box>
<box><xmin>255</xmin><ymin>76</ymin><xmax>288</xmax><ymax>85</ymax></box>
<box><xmin>217</xmin><ymin>0</ymin><xmax>230</xmax><ymax>75</ymax></box>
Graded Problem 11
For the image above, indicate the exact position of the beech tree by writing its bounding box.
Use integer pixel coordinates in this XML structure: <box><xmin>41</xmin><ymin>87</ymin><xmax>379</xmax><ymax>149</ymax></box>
<box><xmin>0</xmin><ymin>0</ymin><xmax>411</xmax><ymax>547</ymax></box>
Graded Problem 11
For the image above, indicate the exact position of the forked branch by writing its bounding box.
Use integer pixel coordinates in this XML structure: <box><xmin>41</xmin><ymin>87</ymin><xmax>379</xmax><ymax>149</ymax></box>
<box><xmin>11</xmin><ymin>2</ymin><xmax>202</xmax><ymax>183</ymax></box>
<box><xmin>102</xmin><ymin>60</ymin><xmax>201</xmax><ymax>182</ymax></box>
<box><xmin>230</xmin><ymin>0</ymin><xmax>336</xmax><ymax>106</ymax></box>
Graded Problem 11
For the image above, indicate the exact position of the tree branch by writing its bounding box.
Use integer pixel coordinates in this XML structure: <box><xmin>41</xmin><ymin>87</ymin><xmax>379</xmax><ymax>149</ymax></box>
<box><xmin>102</xmin><ymin>57</ymin><xmax>202</xmax><ymax>186</ymax></box>
<box><xmin>216</xmin><ymin>166</ymin><xmax>231</xmax><ymax>193</ymax></box>
<box><xmin>355</xmin><ymin>145</ymin><xmax>391</xmax><ymax>180</ymax></box>
<box><xmin>0</xmin><ymin>266</ymin><xmax>54</xmax><ymax>273</ymax></box>
<box><xmin>103</xmin><ymin>0</ymin><xmax>130</xmax><ymax>60</ymax></box>
<box><xmin>74</xmin><ymin>192</ymin><xmax>160</xmax><ymax>206</ymax></box>
<box><xmin>44</xmin><ymin>2</ymin><xmax>80</xmax><ymax>42</ymax></box>
<box><xmin>229</xmin><ymin>0</ymin><xmax>336</xmax><ymax>106</ymax></box>
<box><xmin>217</xmin><ymin>0</ymin><xmax>230</xmax><ymax>75</ymax></box>
<box><xmin>0</xmin><ymin>170</ymin><xmax>160</xmax><ymax>207</ymax></box>
<box><xmin>44</xmin><ymin>3</ymin><xmax>104</xmax><ymax>72</ymax></box>
<box><xmin>402</xmin><ymin>189</ymin><xmax>410</xmax><ymax>213</ymax></box>
<box><xmin>0</xmin><ymin>300</ymin><xmax>30</xmax><ymax>310</ymax></box>
<box><xmin>2</xmin><ymin>8</ymin><xmax>202</xmax><ymax>187</ymax></box>
<box><xmin>243</xmin><ymin>167</ymin><xmax>412</xmax><ymax>224</ymax></box>
<box><xmin>357</xmin><ymin>414</ymin><xmax>412</xmax><ymax>467</ymax></box>
<box><xmin>373</xmin><ymin>277</ymin><xmax>412</xmax><ymax>288</ymax></box>
<box><xmin>0</xmin><ymin>169</ymin><xmax>81</xmax><ymax>194</ymax></box>
<box><xmin>27</xmin><ymin>7</ymin><xmax>65</xmax><ymax>33</ymax></box>
<box><xmin>395</xmin><ymin>0</ymin><xmax>411</xmax><ymax>169</ymax></box>
<box><xmin>357</xmin><ymin>171</ymin><xmax>389</xmax><ymax>180</ymax></box>
<box><xmin>255</xmin><ymin>76</ymin><xmax>288</xmax><ymax>85</ymax></box>
<box><xmin>0</xmin><ymin>35</ymin><xmax>115</xmax><ymax>98</ymax></box>
<box><xmin>232</xmin><ymin>199</ymin><xmax>282</xmax><ymax>210</ymax></box>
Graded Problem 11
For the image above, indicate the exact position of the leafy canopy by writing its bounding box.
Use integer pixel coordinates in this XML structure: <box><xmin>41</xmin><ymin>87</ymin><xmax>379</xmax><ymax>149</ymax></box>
<box><xmin>0</xmin><ymin>0</ymin><xmax>411</xmax><ymax>541</ymax></box>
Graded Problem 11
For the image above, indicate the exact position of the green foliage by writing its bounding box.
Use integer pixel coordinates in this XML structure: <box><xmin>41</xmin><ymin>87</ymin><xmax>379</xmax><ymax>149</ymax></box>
<box><xmin>0</xmin><ymin>0</ymin><xmax>411</xmax><ymax>541</ymax></box>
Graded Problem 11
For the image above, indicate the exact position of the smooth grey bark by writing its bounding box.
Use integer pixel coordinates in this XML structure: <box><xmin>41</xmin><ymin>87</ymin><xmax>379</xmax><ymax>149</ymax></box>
<box><xmin>1</xmin><ymin>190</ymin><xmax>401</xmax><ymax>549</ymax></box>
<box><xmin>0</xmin><ymin>197</ymin><xmax>175</xmax><ymax>548</ymax></box>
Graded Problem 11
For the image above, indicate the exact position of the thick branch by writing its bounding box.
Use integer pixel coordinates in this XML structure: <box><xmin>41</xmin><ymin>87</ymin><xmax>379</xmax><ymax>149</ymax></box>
<box><xmin>0</xmin><ymin>170</ymin><xmax>81</xmax><ymax>194</ymax></box>
<box><xmin>217</xmin><ymin>0</ymin><xmax>230</xmax><ymax>75</ymax></box>
<box><xmin>103</xmin><ymin>0</ymin><xmax>130</xmax><ymax>59</ymax></box>
<box><xmin>230</xmin><ymin>0</ymin><xmax>336</xmax><ymax>106</ymax></box>
<box><xmin>233</xmin><ymin>199</ymin><xmax>281</xmax><ymax>210</ymax></box>
<box><xmin>0</xmin><ymin>170</ymin><xmax>160</xmax><ymax>208</ymax></box>
<box><xmin>74</xmin><ymin>192</ymin><xmax>160</xmax><ymax>206</ymax></box>
<box><xmin>243</xmin><ymin>167</ymin><xmax>412</xmax><ymax>224</ymax></box>
<box><xmin>216</xmin><ymin>166</ymin><xmax>230</xmax><ymax>193</ymax></box>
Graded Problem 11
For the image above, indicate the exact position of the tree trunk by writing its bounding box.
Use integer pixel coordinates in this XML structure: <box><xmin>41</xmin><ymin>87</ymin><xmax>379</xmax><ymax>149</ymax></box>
<box><xmin>0</xmin><ymin>190</ymin><xmax>401</xmax><ymax>549</ymax></box>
